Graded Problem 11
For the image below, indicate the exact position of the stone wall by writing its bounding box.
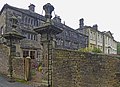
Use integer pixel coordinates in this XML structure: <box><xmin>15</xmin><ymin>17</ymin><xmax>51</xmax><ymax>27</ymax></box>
<box><xmin>0</xmin><ymin>44</ymin><xmax>9</xmax><ymax>75</ymax></box>
<box><xmin>53</xmin><ymin>49</ymin><xmax>120</xmax><ymax>87</ymax></box>
<box><xmin>12</xmin><ymin>58</ymin><xmax>25</xmax><ymax>79</ymax></box>
<box><xmin>0</xmin><ymin>44</ymin><xmax>25</xmax><ymax>79</ymax></box>
<box><xmin>1</xmin><ymin>43</ymin><xmax>120</xmax><ymax>87</ymax></box>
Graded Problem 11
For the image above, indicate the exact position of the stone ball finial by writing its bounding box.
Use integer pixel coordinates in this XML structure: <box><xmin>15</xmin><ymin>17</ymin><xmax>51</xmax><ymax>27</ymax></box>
<box><xmin>43</xmin><ymin>3</ymin><xmax>54</xmax><ymax>19</ymax></box>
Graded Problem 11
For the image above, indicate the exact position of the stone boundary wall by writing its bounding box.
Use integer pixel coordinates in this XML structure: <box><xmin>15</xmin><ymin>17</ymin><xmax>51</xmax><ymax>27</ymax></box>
<box><xmin>0</xmin><ymin>43</ymin><xmax>41</xmax><ymax>81</ymax></box>
<box><xmin>53</xmin><ymin>49</ymin><xmax>120</xmax><ymax>87</ymax></box>
<box><xmin>12</xmin><ymin>58</ymin><xmax>25</xmax><ymax>79</ymax></box>
<box><xmin>0</xmin><ymin>44</ymin><xmax>9</xmax><ymax>75</ymax></box>
<box><xmin>0</xmin><ymin>44</ymin><xmax>25</xmax><ymax>79</ymax></box>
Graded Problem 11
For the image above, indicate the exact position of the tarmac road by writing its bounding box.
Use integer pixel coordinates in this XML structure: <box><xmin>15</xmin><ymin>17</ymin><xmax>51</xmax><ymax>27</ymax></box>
<box><xmin>0</xmin><ymin>75</ymin><xmax>33</xmax><ymax>87</ymax></box>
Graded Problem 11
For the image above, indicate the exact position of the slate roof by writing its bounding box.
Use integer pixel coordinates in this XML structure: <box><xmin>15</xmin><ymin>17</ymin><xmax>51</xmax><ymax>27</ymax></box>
<box><xmin>0</xmin><ymin>4</ymin><xmax>87</xmax><ymax>37</ymax></box>
<box><xmin>53</xmin><ymin>20</ymin><xmax>88</xmax><ymax>37</ymax></box>
<box><xmin>0</xmin><ymin>4</ymin><xmax>46</xmax><ymax>21</ymax></box>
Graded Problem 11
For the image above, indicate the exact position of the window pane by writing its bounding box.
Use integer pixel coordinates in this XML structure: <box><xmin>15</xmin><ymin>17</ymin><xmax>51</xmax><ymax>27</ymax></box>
<box><xmin>23</xmin><ymin>51</ymin><xmax>29</xmax><ymax>57</ymax></box>
<box><xmin>30</xmin><ymin>51</ymin><xmax>35</xmax><ymax>59</ymax></box>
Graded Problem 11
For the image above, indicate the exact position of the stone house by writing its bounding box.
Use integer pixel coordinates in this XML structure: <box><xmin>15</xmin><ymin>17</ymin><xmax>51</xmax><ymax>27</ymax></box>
<box><xmin>103</xmin><ymin>31</ymin><xmax>117</xmax><ymax>54</ymax></box>
<box><xmin>77</xmin><ymin>18</ymin><xmax>117</xmax><ymax>54</ymax></box>
<box><xmin>0</xmin><ymin>4</ymin><xmax>88</xmax><ymax>60</ymax></box>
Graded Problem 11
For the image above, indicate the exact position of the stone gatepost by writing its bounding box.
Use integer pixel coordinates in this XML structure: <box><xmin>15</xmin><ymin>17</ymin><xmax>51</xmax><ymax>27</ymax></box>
<box><xmin>34</xmin><ymin>3</ymin><xmax>62</xmax><ymax>87</ymax></box>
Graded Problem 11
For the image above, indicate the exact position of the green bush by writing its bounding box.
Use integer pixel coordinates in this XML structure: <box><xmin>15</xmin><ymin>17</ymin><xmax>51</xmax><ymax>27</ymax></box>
<box><xmin>92</xmin><ymin>47</ymin><xmax>102</xmax><ymax>53</ymax></box>
<box><xmin>79</xmin><ymin>47</ymin><xmax>102</xmax><ymax>53</ymax></box>
<box><xmin>78</xmin><ymin>47</ymin><xmax>92</xmax><ymax>52</ymax></box>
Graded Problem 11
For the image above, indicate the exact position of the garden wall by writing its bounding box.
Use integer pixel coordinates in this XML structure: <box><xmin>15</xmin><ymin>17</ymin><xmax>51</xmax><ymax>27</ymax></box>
<box><xmin>53</xmin><ymin>49</ymin><xmax>120</xmax><ymax>87</ymax></box>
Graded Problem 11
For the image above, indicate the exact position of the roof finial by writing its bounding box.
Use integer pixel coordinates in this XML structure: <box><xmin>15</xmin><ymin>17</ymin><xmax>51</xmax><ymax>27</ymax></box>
<box><xmin>43</xmin><ymin>3</ymin><xmax>54</xmax><ymax>19</ymax></box>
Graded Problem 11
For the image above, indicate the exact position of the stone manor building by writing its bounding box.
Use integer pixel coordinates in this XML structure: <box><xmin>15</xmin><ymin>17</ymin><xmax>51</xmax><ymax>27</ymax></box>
<box><xmin>77</xmin><ymin>18</ymin><xmax>117</xmax><ymax>54</ymax></box>
<box><xmin>0</xmin><ymin>4</ymin><xmax>88</xmax><ymax>60</ymax></box>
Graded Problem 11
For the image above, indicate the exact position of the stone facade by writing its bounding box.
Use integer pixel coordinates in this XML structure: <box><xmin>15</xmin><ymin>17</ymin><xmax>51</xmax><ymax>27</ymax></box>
<box><xmin>0</xmin><ymin>4</ymin><xmax>44</xmax><ymax>61</ymax></box>
<box><xmin>0</xmin><ymin>4</ymin><xmax>88</xmax><ymax>60</ymax></box>
<box><xmin>103</xmin><ymin>31</ymin><xmax>117</xmax><ymax>54</ymax></box>
<box><xmin>52</xmin><ymin>49</ymin><xmax>120</xmax><ymax>87</ymax></box>
<box><xmin>53</xmin><ymin>16</ymin><xmax>88</xmax><ymax>50</ymax></box>
<box><xmin>77</xmin><ymin>18</ymin><xmax>117</xmax><ymax>54</ymax></box>
<box><xmin>0</xmin><ymin>3</ymin><xmax>119</xmax><ymax>87</ymax></box>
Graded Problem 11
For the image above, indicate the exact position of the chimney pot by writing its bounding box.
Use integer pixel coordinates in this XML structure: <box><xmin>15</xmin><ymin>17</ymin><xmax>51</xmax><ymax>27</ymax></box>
<box><xmin>79</xmin><ymin>18</ymin><xmax>84</xmax><ymax>28</ymax></box>
<box><xmin>29</xmin><ymin>4</ymin><xmax>35</xmax><ymax>12</ymax></box>
<box><xmin>53</xmin><ymin>15</ymin><xmax>61</xmax><ymax>23</ymax></box>
<box><xmin>93</xmin><ymin>24</ymin><xmax>98</xmax><ymax>30</ymax></box>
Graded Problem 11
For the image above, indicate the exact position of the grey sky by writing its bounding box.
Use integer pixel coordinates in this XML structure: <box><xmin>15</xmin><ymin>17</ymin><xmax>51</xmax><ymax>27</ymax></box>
<box><xmin>0</xmin><ymin>0</ymin><xmax>120</xmax><ymax>41</ymax></box>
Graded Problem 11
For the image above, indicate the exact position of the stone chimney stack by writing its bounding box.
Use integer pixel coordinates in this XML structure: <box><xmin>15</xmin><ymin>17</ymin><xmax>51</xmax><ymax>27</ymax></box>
<box><xmin>93</xmin><ymin>24</ymin><xmax>98</xmax><ymax>30</ymax></box>
<box><xmin>79</xmin><ymin>18</ymin><xmax>84</xmax><ymax>28</ymax></box>
<box><xmin>28</xmin><ymin>4</ymin><xmax>35</xmax><ymax>12</ymax></box>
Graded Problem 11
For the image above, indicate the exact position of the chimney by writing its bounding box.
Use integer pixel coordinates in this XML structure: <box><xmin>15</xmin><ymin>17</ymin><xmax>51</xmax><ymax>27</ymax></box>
<box><xmin>93</xmin><ymin>24</ymin><xmax>98</xmax><ymax>30</ymax></box>
<box><xmin>79</xmin><ymin>18</ymin><xmax>84</xmax><ymax>28</ymax></box>
<box><xmin>28</xmin><ymin>4</ymin><xmax>35</xmax><ymax>12</ymax></box>
<box><xmin>53</xmin><ymin>15</ymin><xmax>61</xmax><ymax>23</ymax></box>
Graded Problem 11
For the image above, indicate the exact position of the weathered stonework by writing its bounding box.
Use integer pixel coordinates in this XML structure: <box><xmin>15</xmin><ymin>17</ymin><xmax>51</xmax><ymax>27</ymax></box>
<box><xmin>53</xmin><ymin>49</ymin><xmax>120</xmax><ymax>87</ymax></box>
<box><xmin>12</xmin><ymin>58</ymin><xmax>25</xmax><ymax>79</ymax></box>
<box><xmin>0</xmin><ymin>44</ymin><xmax>9</xmax><ymax>75</ymax></box>
<box><xmin>1</xmin><ymin>41</ymin><xmax>120</xmax><ymax>87</ymax></box>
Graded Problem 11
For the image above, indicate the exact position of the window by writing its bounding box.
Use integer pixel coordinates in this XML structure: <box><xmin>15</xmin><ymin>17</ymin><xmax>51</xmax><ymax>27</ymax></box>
<box><xmin>64</xmin><ymin>40</ymin><xmax>70</xmax><ymax>47</ymax></box>
<box><xmin>0</xmin><ymin>25</ymin><xmax>3</xmax><ymax>35</ymax></box>
<box><xmin>56</xmin><ymin>39</ymin><xmax>63</xmax><ymax>46</ymax></box>
<box><xmin>30</xmin><ymin>51</ymin><xmax>35</xmax><ymax>59</ymax></box>
<box><xmin>24</xmin><ymin>17</ymin><xmax>28</xmax><ymax>23</ymax></box>
<box><xmin>23</xmin><ymin>51</ymin><xmax>29</xmax><ymax>57</ymax></box>
<box><xmin>23</xmin><ymin>50</ymin><xmax>35</xmax><ymax>59</ymax></box>
<box><xmin>73</xmin><ymin>33</ymin><xmax>78</xmax><ymax>39</ymax></box>
<box><xmin>56</xmin><ymin>39</ymin><xmax>61</xmax><ymax>45</ymax></box>
<box><xmin>31</xmin><ymin>34</ymin><xmax>33</xmax><ymax>40</ymax></box>
<box><xmin>28</xmin><ymin>18</ymin><xmax>30</xmax><ymax>24</ymax></box>
<box><xmin>33</xmin><ymin>35</ymin><xmax>36</xmax><ymax>40</ymax></box>
<box><xmin>36</xmin><ymin>20</ymin><xmax>39</xmax><ymax>26</ymax></box>
<box><xmin>31</xmin><ymin>19</ymin><xmax>33</xmax><ymax>25</ymax></box>
<box><xmin>34</xmin><ymin>20</ymin><xmax>36</xmax><ymax>26</ymax></box>
<box><xmin>72</xmin><ymin>42</ymin><xmax>78</xmax><ymax>49</ymax></box>
<box><xmin>65</xmin><ymin>31</ymin><xmax>69</xmax><ymax>36</ymax></box>
<box><xmin>28</xmin><ymin>33</ymin><xmax>30</xmax><ymax>39</ymax></box>
<box><xmin>23</xmin><ymin>32</ymin><xmax>27</xmax><ymax>38</ymax></box>
<box><xmin>38</xmin><ymin>20</ymin><xmax>41</xmax><ymax>26</ymax></box>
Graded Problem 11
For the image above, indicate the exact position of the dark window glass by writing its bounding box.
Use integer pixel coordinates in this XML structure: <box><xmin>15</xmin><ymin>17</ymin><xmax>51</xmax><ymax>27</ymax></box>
<box><xmin>30</xmin><ymin>51</ymin><xmax>35</xmax><ymax>59</ymax></box>
<box><xmin>31</xmin><ymin>34</ymin><xmax>33</xmax><ymax>40</ymax></box>
<box><xmin>28</xmin><ymin>33</ymin><xmax>30</xmax><ymax>39</ymax></box>
<box><xmin>28</xmin><ymin>18</ymin><xmax>30</xmax><ymax>24</ymax></box>
<box><xmin>23</xmin><ymin>51</ymin><xmax>29</xmax><ymax>57</ymax></box>
<box><xmin>25</xmin><ymin>17</ymin><xmax>28</xmax><ymax>23</ymax></box>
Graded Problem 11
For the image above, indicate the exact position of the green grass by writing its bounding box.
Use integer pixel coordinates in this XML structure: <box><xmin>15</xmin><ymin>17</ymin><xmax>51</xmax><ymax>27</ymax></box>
<box><xmin>15</xmin><ymin>78</ymin><xmax>28</xmax><ymax>84</ymax></box>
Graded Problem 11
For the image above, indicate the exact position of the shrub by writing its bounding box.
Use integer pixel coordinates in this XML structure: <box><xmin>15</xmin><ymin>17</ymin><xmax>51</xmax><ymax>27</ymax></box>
<box><xmin>92</xmin><ymin>47</ymin><xmax>102</xmax><ymax>53</ymax></box>
<box><xmin>79</xmin><ymin>47</ymin><xmax>102</xmax><ymax>53</ymax></box>
<box><xmin>78</xmin><ymin>47</ymin><xmax>92</xmax><ymax>52</ymax></box>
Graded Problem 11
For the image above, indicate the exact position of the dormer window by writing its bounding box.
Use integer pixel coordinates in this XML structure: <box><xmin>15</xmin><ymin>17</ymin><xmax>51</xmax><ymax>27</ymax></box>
<box><xmin>24</xmin><ymin>16</ymin><xmax>28</xmax><ymax>23</ymax></box>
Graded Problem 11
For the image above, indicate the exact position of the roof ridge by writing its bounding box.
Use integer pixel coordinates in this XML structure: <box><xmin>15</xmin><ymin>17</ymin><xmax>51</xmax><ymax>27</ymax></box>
<box><xmin>0</xmin><ymin>4</ymin><xmax>46</xmax><ymax>21</ymax></box>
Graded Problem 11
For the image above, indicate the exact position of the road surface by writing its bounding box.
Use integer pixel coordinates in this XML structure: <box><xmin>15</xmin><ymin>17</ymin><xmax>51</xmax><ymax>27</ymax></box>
<box><xmin>0</xmin><ymin>75</ymin><xmax>33</xmax><ymax>87</ymax></box>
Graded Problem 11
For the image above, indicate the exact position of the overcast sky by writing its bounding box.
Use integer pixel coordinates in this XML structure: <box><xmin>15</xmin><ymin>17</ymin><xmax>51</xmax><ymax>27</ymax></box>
<box><xmin>0</xmin><ymin>0</ymin><xmax>120</xmax><ymax>41</ymax></box>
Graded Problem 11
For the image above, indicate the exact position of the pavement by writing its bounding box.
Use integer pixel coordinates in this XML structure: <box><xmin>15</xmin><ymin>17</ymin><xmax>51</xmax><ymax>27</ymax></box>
<box><xmin>0</xmin><ymin>74</ymin><xmax>33</xmax><ymax>87</ymax></box>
